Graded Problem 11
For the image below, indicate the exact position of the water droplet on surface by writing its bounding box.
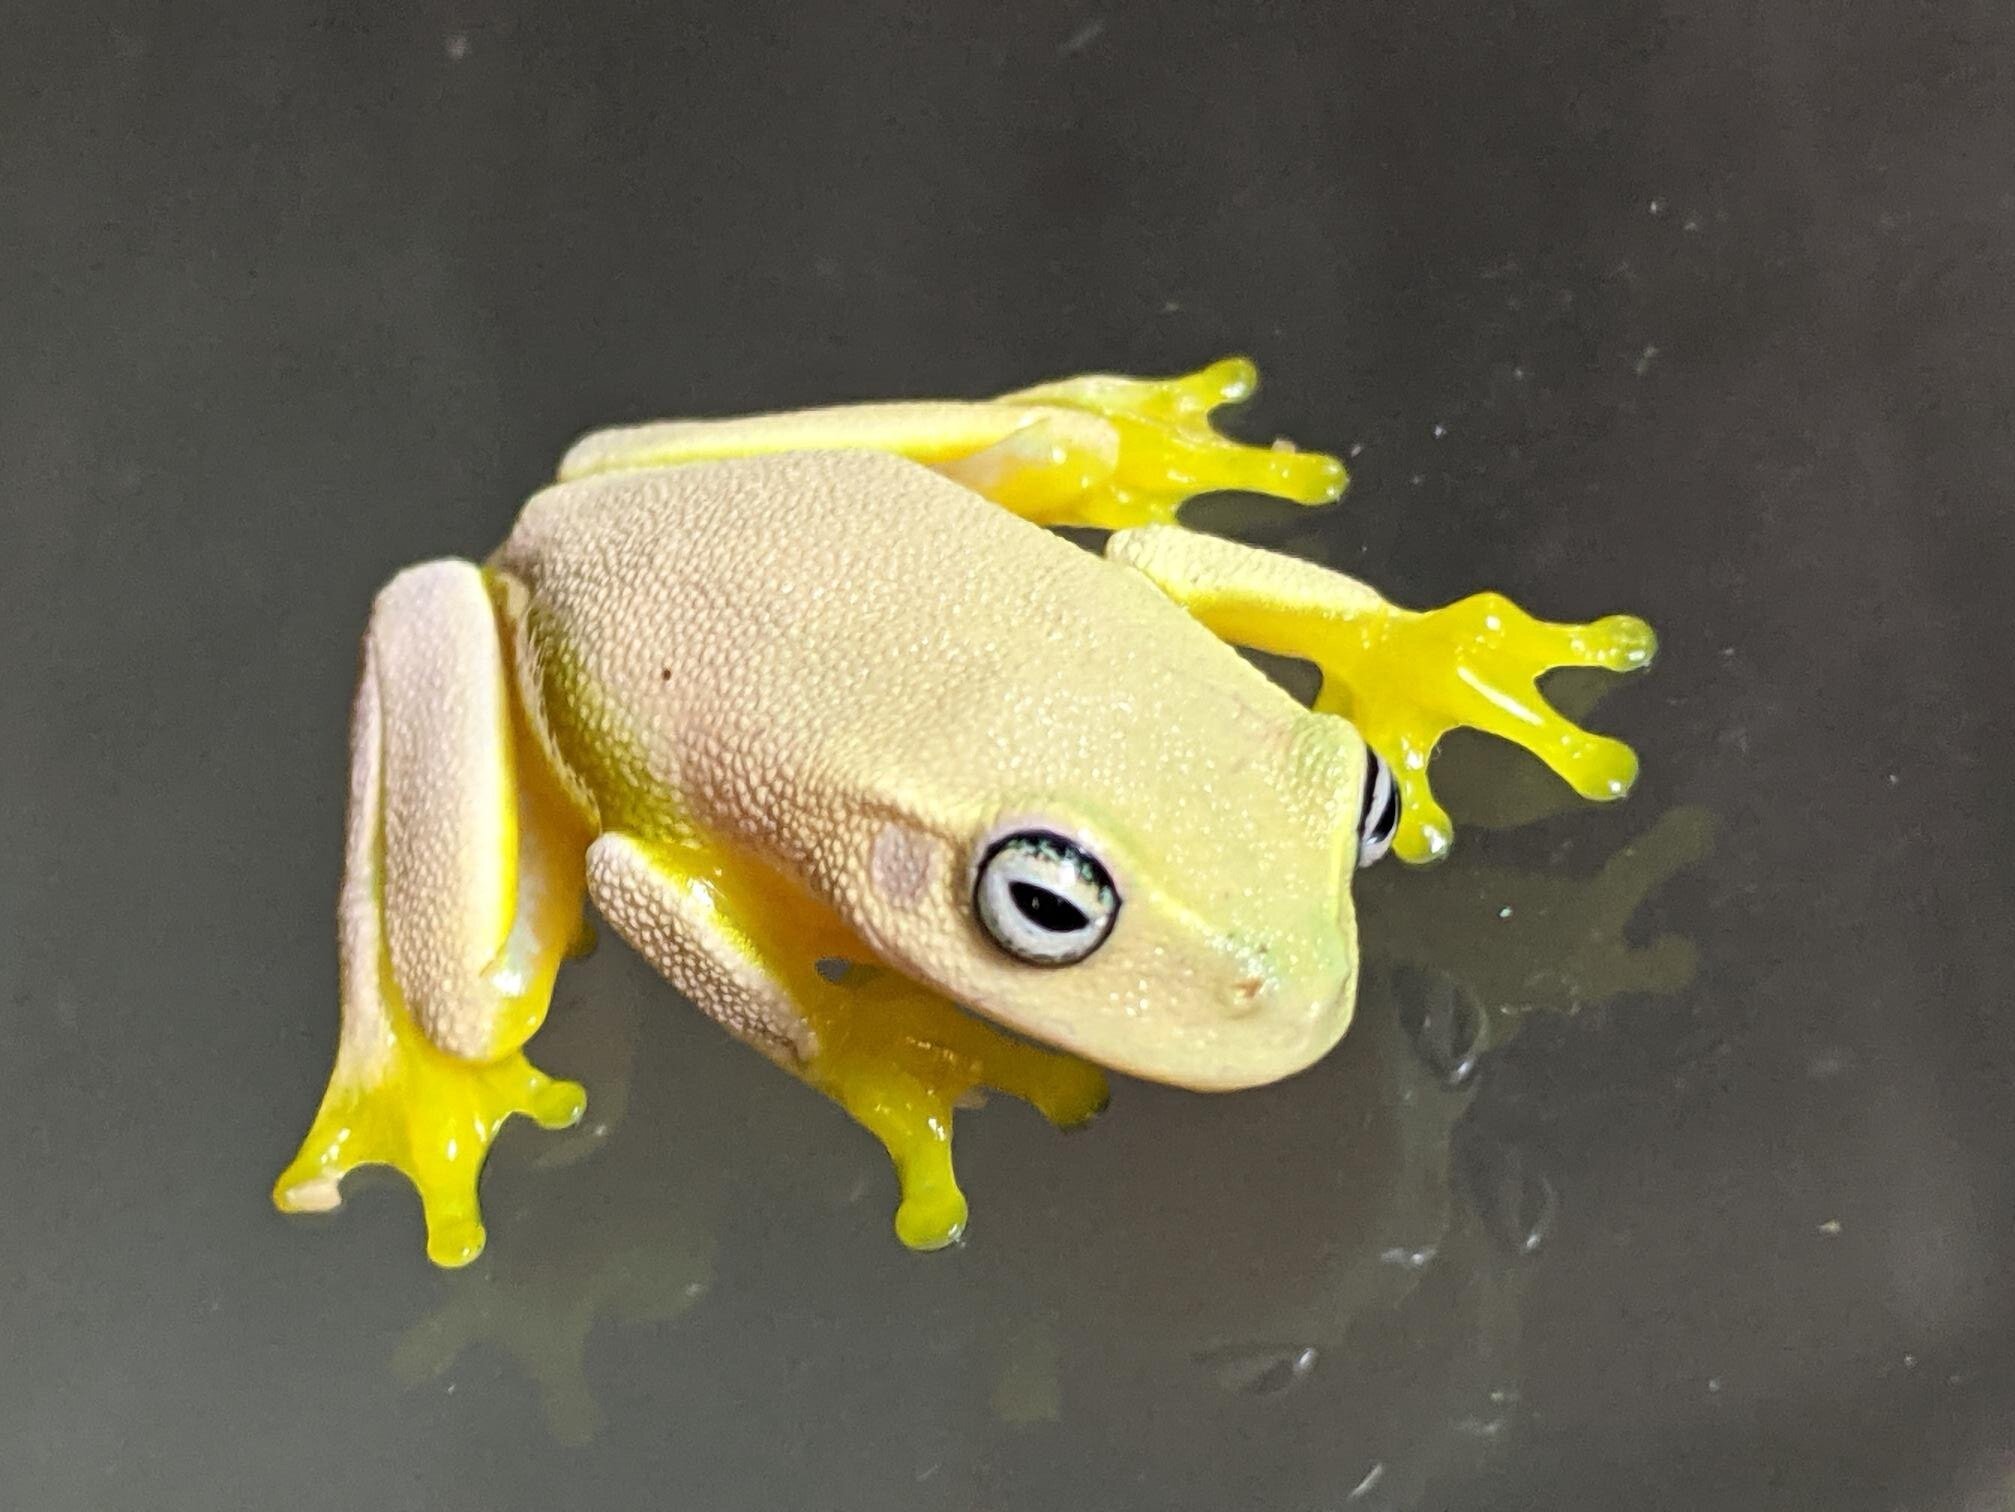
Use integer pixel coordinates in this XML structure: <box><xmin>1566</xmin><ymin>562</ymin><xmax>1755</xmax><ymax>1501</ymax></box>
<box><xmin>1379</xmin><ymin>1244</ymin><xmax>1437</xmax><ymax>1271</ymax></box>
<box><xmin>1393</xmin><ymin>965</ymin><xmax>1487</xmax><ymax>1088</ymax></box>
<box><xmin>1058</xmin><ymin>16</ymin><xmax>1107</xmax><ymax>54</ymax></box>
<box><xmin>1195</xmin><ymin>1343</ymin><xmax>1319</xmax><ymax>1397</ymax></box>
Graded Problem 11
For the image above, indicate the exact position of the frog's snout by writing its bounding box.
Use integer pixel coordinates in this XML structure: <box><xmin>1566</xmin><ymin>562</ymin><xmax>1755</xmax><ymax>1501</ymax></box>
<box><xmin>1198</xmin><ymin>930</ymin><xmax>1358</xmax><ymax>1083</ymax></box>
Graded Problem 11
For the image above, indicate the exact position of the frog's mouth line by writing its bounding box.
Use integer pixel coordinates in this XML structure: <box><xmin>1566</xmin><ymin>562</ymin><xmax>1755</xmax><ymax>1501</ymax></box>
<box><xmin>1035</xmin><ymin>960</ymin><xmax>1359</xmax><ymax>1094</ymax></box>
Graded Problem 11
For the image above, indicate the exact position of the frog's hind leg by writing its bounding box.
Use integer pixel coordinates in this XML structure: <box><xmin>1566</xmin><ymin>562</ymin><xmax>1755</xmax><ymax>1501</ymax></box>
<box><xmin>584</xmin><ymin>833</ymin><xmax>1107</xmax><ymax>1251</ymax></box>
<box><xmin>556</xmin><ymin>357</ymin><xmax>1345</xmax><ymax>530</ymax></box>
<box><xmin>274</xmin><ymin>561</ymin><xmax>591</xmax><ymax>1267</ymax></box>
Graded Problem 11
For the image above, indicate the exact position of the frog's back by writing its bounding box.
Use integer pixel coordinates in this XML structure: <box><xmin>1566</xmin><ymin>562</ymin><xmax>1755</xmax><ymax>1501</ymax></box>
<box><xmin>491</xmin><ymin>451</ymin><xmax>1301</xmax><ymax>856</ymax></box>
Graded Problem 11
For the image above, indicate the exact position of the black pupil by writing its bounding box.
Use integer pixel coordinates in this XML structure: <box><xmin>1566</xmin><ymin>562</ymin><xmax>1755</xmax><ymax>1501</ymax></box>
<box><xmin>1009</xmin><ymin>881</ymin><xmax>1090</xmax><ymax>934</ymax></box>
<box><xmin>1364</xmin><ymin>759</ymin><xmax>1399</xmax><ymax>842</ymax></box>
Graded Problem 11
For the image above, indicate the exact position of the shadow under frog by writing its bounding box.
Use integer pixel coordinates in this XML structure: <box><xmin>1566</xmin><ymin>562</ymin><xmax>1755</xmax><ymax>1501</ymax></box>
<box><xmin>388</xmin><ymin>685</ymin><xmax>1711</xmax><ymax>1496</ymax></box>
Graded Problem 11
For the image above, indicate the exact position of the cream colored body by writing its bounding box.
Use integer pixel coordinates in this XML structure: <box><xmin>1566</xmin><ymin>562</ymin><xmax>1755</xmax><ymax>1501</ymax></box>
<box><xmin>498</xmin><ymin>452</ymin><xmax>1364</xmax><ymax>1087</ymax></box>
<box><xmin>273</xmin><ymin>359</ymin><xmax>1656</xmax><ymax>1265</ymax></box>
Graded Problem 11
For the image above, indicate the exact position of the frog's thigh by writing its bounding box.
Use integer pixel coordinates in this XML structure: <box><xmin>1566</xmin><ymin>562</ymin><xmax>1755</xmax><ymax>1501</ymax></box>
<box><xmin>556</xmin><ymin>357</ymin><xmax>1345</xmax><ymax>529</ymax></box>
<box><xmin>372</xmin><ymin>561</ymin><xmax>588</xmax><ymax>1060</ymax></box>
<box><xmin>584</xmin><ymin>834</ymin><xmax>1107</xmax><ymax>1250</ymax></box>
<box><xmin>273</xmin><ymin>561</ymin><xmax>587</xmax><ymax>1268</ymax></box>
<box><xmin>559</xmin><ymin>399</ymin><xmax>1123</xmax><ymax>527</ymax></box>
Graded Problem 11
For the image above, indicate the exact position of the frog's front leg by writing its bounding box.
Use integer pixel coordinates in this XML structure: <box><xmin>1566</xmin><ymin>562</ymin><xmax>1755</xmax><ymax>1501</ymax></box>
<box><xmin>557</xmin><ymin>357</ymin><xmax>1345</xmax><ymax>529</ymax></box>
<box><xmin>1107</xmin><ymin>528</ymin><xmax>1657</xmax><ymax>862</ymax></box>
<box><xmin>273</xmin><ymin>562</ymin><xmax>591</xmax><ymax>1266</ymax></box>
<box><xmin>584</xmin><ymin>834</ymin><xmax>1107</xmax><ymax>1250</ymax></box>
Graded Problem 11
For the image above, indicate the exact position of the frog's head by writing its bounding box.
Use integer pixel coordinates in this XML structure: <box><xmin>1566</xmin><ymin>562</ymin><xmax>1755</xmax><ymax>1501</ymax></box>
<box><xmin>824</xmin><ymin>697</ymin><xmax>1398</xmax><ymax>1093</ymax></box>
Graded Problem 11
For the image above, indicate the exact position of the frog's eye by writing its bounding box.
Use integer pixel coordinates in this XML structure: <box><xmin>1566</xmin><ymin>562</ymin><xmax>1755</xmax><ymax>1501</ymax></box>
<box><xmin>1357</xmin><ymin>748</ymin><xmax>1400</xmax><ymax>868</ymax></box>
<box><xmin>973</xmin><ymin>831</ymin><xmax>1120</xmax><ymax>966</ymax></box>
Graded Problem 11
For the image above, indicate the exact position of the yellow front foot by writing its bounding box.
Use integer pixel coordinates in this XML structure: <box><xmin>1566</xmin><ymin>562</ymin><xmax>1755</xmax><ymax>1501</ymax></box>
<box><xmin>804</xmin><ymin>967</ymin><xmax>1109</xmax><ymax>1250</ymax></box>
<box><xmin>979</xmin><ymin>357</ymin><xmax>1347</xmax><ymax>529</ymax></box>
<box><xmin>1314</xmin><ymin>593</ymin><xmax>1657</xmax><ymax>862</ymax></box>
<box><xmin>273</xmin><ymin>1020</ymin><xmax>586</xmax><ymax>1268</ymax></box>
<box><xmin>1106</xmin><ymin>530</ymin><xmax>1657</xmax><ymax>863</ymax></box>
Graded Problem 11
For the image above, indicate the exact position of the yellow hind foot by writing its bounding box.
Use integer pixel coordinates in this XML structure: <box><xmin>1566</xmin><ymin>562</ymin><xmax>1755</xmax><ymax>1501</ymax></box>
<box><xmin>983</xmin><ymin>357</ymin><xmax>1348</xmax><ymax>529</ymax></box>
<box><xmin>273</xmin><ymin>1024</ymin><xmax>585</xmax><ymax>1268</ymax></box>
<box><xmin>804</xmin><ymin>967</ymin><xmax>1110</xmax><ymax>1250</ymax></box>
<box><xmin>1312</xmin><ymin>593</ymin><xmax>1657</xmax><ymax>862</ymax></box>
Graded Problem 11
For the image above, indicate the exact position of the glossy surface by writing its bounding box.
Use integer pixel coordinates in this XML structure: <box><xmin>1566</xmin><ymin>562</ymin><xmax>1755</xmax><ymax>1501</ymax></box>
<box><xmin>5</xmin><ymin>1</ymin><xmax>2012</xmax><ymax>1508</ymax></box>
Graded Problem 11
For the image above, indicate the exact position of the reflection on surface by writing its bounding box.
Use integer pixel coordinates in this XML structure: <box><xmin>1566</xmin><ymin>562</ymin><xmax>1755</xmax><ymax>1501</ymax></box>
<box><xmin>388</xmin><ymin>780</ymin><xmax>1709</xmax><ymax>1493</ymax></box>
<box><xmin>1370</xmin><ymin>802</ymin><xmax>1713</xmax><ymax>1032</ymax></box>
<box><xmin>389</xmin><ymin>993</ymin><xmax>720</xmax><ymax>1444</ymax></box>
<box><xmin>982</xmin><ymin>793</ymin><xmax>1712</xmax><ymax>1505</ymax></box>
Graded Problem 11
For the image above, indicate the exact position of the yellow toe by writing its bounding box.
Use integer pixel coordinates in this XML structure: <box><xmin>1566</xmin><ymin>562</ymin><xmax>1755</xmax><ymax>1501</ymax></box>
<box><xmin>1027</xmin><ymin>1057</ymin><xmax>1111</xmax><ymax>1130</ymax></box>
<box><xmin>422</xmin><ymin>1206</ymin><xmax>488</xmax><ymax>1269</ymax></box>
<box><xmin>895</xmin><ymin>1182</ymin><xmax>970</xmax><ymax>1250</ymax></box>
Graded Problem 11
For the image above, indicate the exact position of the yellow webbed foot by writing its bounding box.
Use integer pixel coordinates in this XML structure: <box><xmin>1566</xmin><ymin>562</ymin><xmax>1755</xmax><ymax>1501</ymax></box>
<box><xmin>273</xmin><ymin>1013</ymin><xmax>585</xmax><ymax>1267</ymax></box>
<box><xmin>1105</xmin><ymin>528</ymin><xmax>1657</xmax><ymax>864</ymax></box>
<box><xmin>805</xmin><ymin>967</ymin><xmax>1110</xmax><ymax>1250</ymax></box>
<box><xmin>991</xmin><ymin>357</ymin><xmax>1348</xmax><ymax>529</ymax></box>
<box><xmin>1312</xmin><ymin>593</ymin><xmax>1657</xmax><ymax>862</ymax></box>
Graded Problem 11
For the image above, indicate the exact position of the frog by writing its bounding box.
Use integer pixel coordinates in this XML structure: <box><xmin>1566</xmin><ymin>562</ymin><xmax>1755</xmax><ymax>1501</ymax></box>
<box><xmin>272</xmin><ymin>357</ymin><xmax>1656</xmax><ymax>1267</ymax></box>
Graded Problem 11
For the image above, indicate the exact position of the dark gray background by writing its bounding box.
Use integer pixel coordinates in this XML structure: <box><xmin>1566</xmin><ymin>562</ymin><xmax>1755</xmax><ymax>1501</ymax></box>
<box><xmin>5</xmin><ymin>1</ymin><xmax>2013</xmax><ymax>1508</ymax></box>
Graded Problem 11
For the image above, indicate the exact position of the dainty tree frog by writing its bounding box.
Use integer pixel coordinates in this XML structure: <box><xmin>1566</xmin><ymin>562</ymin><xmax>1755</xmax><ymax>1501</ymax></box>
<box><xmin>273</xmin><ymin>359</ymin><xmax>1655</xmax><ymax>1265</ymax></box>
